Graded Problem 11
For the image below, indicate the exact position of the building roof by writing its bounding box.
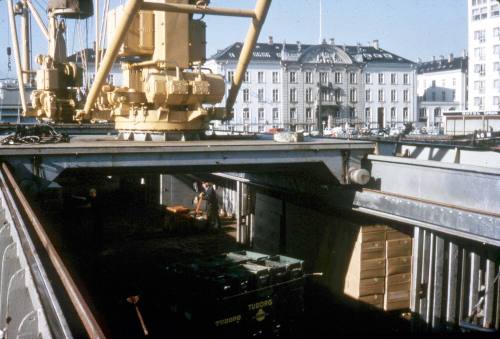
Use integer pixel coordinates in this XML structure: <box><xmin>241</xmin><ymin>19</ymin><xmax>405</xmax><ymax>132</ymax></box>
<box><xmin>210</xmin><ymin>41</ymin><xmax>415</xmax><ymax>65</ymax></box>
<box><xmin>417</xmin><ymin>56</ymin><xmax>468</xmax><ymax>74</ymax></box>
<box><xmin>67</xmin><ymin>48</ymin><xmax>145</xmax><ymax>64</ymax></box>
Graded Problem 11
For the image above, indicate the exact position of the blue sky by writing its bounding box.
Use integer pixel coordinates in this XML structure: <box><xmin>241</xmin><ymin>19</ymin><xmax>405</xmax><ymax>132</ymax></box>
<box><xmin>0</xmin><ymin>0</ymin><xmax>467</xmax><ymax>78</ymax></box>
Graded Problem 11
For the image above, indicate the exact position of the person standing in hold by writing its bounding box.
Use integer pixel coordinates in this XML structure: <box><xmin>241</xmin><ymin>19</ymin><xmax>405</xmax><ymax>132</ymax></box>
<box><xmin>199</xmin><ymin>182</ymin><xmax>221</xmax><ymax>230</ymax></box>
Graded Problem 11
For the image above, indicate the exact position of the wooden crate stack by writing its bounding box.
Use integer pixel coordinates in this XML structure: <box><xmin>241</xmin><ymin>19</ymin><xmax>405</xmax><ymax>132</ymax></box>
<box><xmin>343</xmin><ymin>225</ymin><xmax>412</xmax><ymax>311</ymax></box>
<box><xmin>344</xmin><ymin>225</ymin><xmax>387</xmax><ymax>309</ymax></box>
<box><xmin>385</xmin><ymin>229</ymin><xmax>412</xmax><ymax>311</ymax></box>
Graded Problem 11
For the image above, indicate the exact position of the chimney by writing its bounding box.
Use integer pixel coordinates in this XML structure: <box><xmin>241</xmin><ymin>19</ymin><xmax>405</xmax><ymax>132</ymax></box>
<box><xmin>268</xmin><ymin>36</ymin><xmax>273</xmax><ymax>45</ymax></box>
<box><xmin>372</xmin><ymin>39</ymin><xmax>379</xmax><ymax>49</ymax></box>
<box><xmin>330</xmin><ymin>38</ymin><xmax>335</xmax><ymax>45</ymax></box>
<box><xmin>297</xmin><ymin>41</ymin><xmax>302</xmax><ymax>52</ymax></box>
<box><xmin>322</xmin><ymin>38</ymin><xmax>327</xmax><ymax>45</ymax></box>
<box><xmin>432</xmin><ymin>56</ymin><xmax>436</xmax><ymax>62</ymax></box>
<box><xmin>448</xmin><ymin>53</ymin><xmax>454</xmax><ymax>62</ymax></box>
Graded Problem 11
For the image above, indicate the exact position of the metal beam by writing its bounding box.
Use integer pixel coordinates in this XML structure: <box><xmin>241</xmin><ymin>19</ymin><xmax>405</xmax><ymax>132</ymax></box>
<box><xmin>25</xmin><ymin>0</ymin><xmax>49</xmax><ymax>40</ymax></box>
<box><xmin>141</xmin><ymin>1</ymin><xmax>256</xmax><ymax>17</ymax></box>
<box><xmin>352</xmin><ymin>189</ymin><xmax>500</xmax><ymax>247</ymax></box>
<box><xmin>369</xmin><ymin>155</ymin><xmax>500</xmax><ymax>214</ymax></box>
<box><xmin>6</xmin><ymin>0</ymin><xmax>28</xmax><ymax>113</ymax></box>
<box><xmin>1</xmin><ymin>164</ymin><xmax>106</xmax><ymax>339</ymax></box>
<box><xmin>225</xmin><ymin>0</ymin><xmax>271</xmax><ymax>113</ymax></box>
<box><xmin>82</xmin><ymin>0</ymin><xmax>143</xmax><ymax>116</ymax></box>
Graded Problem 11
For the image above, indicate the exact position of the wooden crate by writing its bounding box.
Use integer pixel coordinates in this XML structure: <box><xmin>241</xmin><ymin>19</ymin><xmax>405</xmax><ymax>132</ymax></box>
<box><xmin>343</xmin><ymin>226</ymin><xmax>387</xmax><ymax>300</ymax></box>
<box><xmin>359</xmin><ymin>294</ymin><xmax>384</xmax><ymax>309</ymax></box>
<box><xmin>384</xmin><ymin>273</ymin><xmax>411</xmax><ymax>311</ymax></box>
<box><xmin>386</xmin><ymin>256</ymin><xmax>411</xmax><ymax>275</ymax></box>
<box><xmin>386</xmin><ymin>229</ymin><xmax>411</xmax><ymax>240</ymax></box>
<box><xmin>345</xmin><ymin>276</ymin><xmax>385</xmax><ymax>298</ymax></box>
<box><xmin>386</xmin><ymin>238</ymin><xmax>412</xmax><ymax>258</ymax></box>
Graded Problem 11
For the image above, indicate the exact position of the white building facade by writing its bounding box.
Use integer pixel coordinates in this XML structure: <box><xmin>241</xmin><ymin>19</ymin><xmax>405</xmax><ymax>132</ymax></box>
<box><xmin>206</xmin><ymin>39</ymin><xmax>417</xmax><ymax>132</ymax></box>
<box><xmin>468</xmin><ymin>0</ymin><xmax>500</xmax><ymax>112</ymax></box>
<box><xmin>416</xmin><ymin>55</ymin><xmax>468</xmax><ymax>127</ymax></box>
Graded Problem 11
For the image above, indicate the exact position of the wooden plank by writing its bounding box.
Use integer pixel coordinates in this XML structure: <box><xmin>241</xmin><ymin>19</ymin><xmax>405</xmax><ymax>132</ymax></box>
<box><xmin>446</xmin><ymin>241</ymin><xmax>459</xmax><ymax>327</ymax></box>
<box><xmin>432</xmin><ymin>235</ymin><xmax>444</xmax><ymax>330</ymax></box>
<box><xmin>410</xmin><ymin>227</ymin><xmax>422</xmax><ymax>312</ymax></box>
<box><xmin>468</xmin><ymin>252</ymin><xmax>480</xmax><ymax>319</ymax></box>
<box><xmin>483</xmin><ymin>259</ymin><xmax>495</xmax><ymax>328</ymax></box>
<box><xmin>425</xmin><ymin>233</ymin><xmax>435</xmax><ymax>325</ymax></box>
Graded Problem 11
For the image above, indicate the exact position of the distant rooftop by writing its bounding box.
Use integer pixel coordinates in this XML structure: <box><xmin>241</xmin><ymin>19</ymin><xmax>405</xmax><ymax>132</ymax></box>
<box><xmin>210</xmin><ymin>40</ymin><xmax>415</xmax><ymax>65</ymax></box>
<box><xmin>417</xmin><ymin>56</ymin><xmax>468</xmax><ymax>74</ymax></box>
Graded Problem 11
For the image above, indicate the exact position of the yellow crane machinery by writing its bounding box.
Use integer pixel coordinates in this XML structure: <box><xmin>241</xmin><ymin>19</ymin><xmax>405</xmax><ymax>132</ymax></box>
<box><xmin>9</xmin><ymin>0</ymin><xmax>271</xmax><ymax>140</ymax></box>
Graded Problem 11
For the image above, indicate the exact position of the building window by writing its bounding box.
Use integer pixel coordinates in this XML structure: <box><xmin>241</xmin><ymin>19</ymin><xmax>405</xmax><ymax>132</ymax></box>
<box><xmin>349</xmin><ymin>107</ymin><xmax>355</xmax><ymax>119</ymax></box>
<box><xmin>227</xmin><ymin>71</ymin><xmax>234</xmax><ymax>83</ymax></box>
<box><xmin>289</xmin><ymin>72</ymin><xmax>297</xmax><ymax>83</ymax></box>
<box><xmin>334</xmin><ymin>72</ymin><xmax>342</xmax><ymax>84</ymax></box>
<box><xmin>305</xmin><ymin>72</ymin><xmax>313</xmax><ymax>84</ymax></box>
<box><xmin>258</xmin><ymin>108</ymin><xmax>264</xmax><ymax>120</ymax></box>
<box><xmin>494</xmin><ymin>79</ymin><xmax>500</xmax><ymax>91</ymax></box>
<box><xmin>272</xmin><ymin>108</ymin><xmax>279</xmax><ymax>120</ymax></box>
<box><xmin>494</xmin><ymin>45</ymin><xmax>500</xmax><ymax>56</ymax></box>
<box><xmin>244</xmin><ymin>71</ymin><xmax>250</xmax><ymax>83</ymax></box>
<box><xmin>432</xmin><ymin>80</ymin><xmax>436</xmax><ymax>87</ymax></box>
<box><xmin>365</xmin><ymin>73</ymin><xmax>371</xmax><ymax>84</ymax></box>
<box><xmin>306</xmin><ymin>107</ymin><xmax>312</xmax><ymax>120</ymax></box>
<box><xmin>494</xmin><ymin>27</ymin><xmax>500</xmax><ymax>38</ymax></box>
<box><xmin>258</xmin><ymin>125</ymin><xmax>264</xmax><ymax>132</ymax></box>
<box><xmin>290</xmin><ymin>107</ymin><xmax>296</xmax><ymax>120</ymax></box>
<box><xmin>403</xmin><ymin>73</ymin><xmax>409</xmax><ymax>85</ymax></box>
<box><xmin>378</xmin><ymin>89</ymin><xmax>384</xmax><ymax>102</ymax></box>
<box><xmin>365</xmin><ymin>107</ymin><xmax>371</xmax><ymax>121</ymax></box>
<box><xmin>494</xmin><ymin>96</ymin><xmax>500</xmax><ymax>106</ymax></box>
<box><xmin>403</xmin><ymin>107</ymin><xmax>408</xmax><ymax>121</ymax></box>
<box><xmin>434</xmin><ymin>108</ymin><xmax>441</xmax><ymax>117</ymax></box>
<box><xmin>480</xmin><ymin>6</ymin><xmax>488</xmax><ymax>19</ymax></box>
<box><xmin>474</xmin><ymin>97</ymin><xmax>484</xmax><ymax>108</ymax></box>
<box><xmin>391</xmin><ymin>89</ymin><xmax>397</xmax><ymax>102</ymax></box>
<box><xmin>441</xmin><ymin>91</ymin><xmax>446</xmax><ymax>101</ymax></box>
<box><xmin>349</xmin><ymin>72</ymin><xmax>357</xmax><ymax>84</ymax></box>
<box><xmin>305</xmin><ymin>88</ymin><xmax>313</xmax><ymax>103</ymax></box>
<box><xmin>403</xmin><ymin>90</ymin><xmax>409</xmax><ymax>102</ymax></box>
<box><xmin>419</xmin><ymin>108</ymin><xmax>426</xmax><ymax>118</ymax></box>
<box><xmin>334</xmin><ymin>89</ymin><xmax>341</xmax><ymax>102</ymax></box>
<box><xmin>452</xmin><ymin>90</ymin><xmax>456</xmax><ymax>100</ymax></box>
<box><xmin>494</xmin><ymin>62</ymin><xmax>500</xmax><ymax>73</ymax></box>
<box><xmin>272</xmin><ymin>89</ymin><xmax>279</xmax><ymax>102</ymax></box>
<box><xmin>243</xmin><ymin>108</ymin><xmax>249</xmax><ymax>119</ymax></box>
<box><xmin>492</xmin><ymin>4</ymin><xmax>500</xmax><ymax>17</ymax></box>
<box><xmin>272</xmin><ymin>72</ymin><xmax>280</xmax><ymax>83</ymax></box>
<box><xmin>290</xmin><ymin>88</ymin><xmax>297</xmax><ymax>102</ymax></box>
<box><xmin>258</xmin><ymin>88</ymin><xmax>264</xmax><ymax>102</ymax></box>
<box><xmin>320</xmin><ymin>72</ymin><xmax>328</xmax><ymax>84</ymax></box>
<box><xmin>474</xmin><ymin>80</ymin><xmax>485</xmax><ymax>93</ymax></box>
<box><xmin>243</xmin><ymin>88</ymin><xmax>250</xmax><ymax>102</ymax></box>
<box><xmin>257</xmin><ymin>72</ymin><xmax>264</xmax><ymax>83</ymax></box>
<box><xmin>475</xmin><ymin>47</ymin><xmax>486</xmax><ymax>60</ymax></box>
<box><xmin>474</xmin><ymin>64</ymin><xmax>486</xmax><ymax>75</ymax></box>
<box><xmin>390</xmin><ymin>73</ymin><xmax>396</xmax><ymax>85</ymax></box>
<box><xmin>390</xmin><ymin>107</ymin><xmax>396</xmax><ymax>120</ymax></box>
<box><xmin>349</xmin><ymin>88</ymin><xmax>357</xmax><ymax>102</ymax></box>
<box><xmin>432</xmin><ymin>92</ymin><xmax>436</xmax><ymax>101</ymax></box>
<box><xmin>366</xmin><ymin>89</ymin><xmax>371</xmax><ymax>102</ymax></box>
<box><xmin>474</xmin><ymin>30</ymin><xmax>486</xmax><ymax>43</ymax></box>
<box><xmin>378</xmin><ymin>73</ymin><xmax>384</xmax><ymax>84</ymax></box>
